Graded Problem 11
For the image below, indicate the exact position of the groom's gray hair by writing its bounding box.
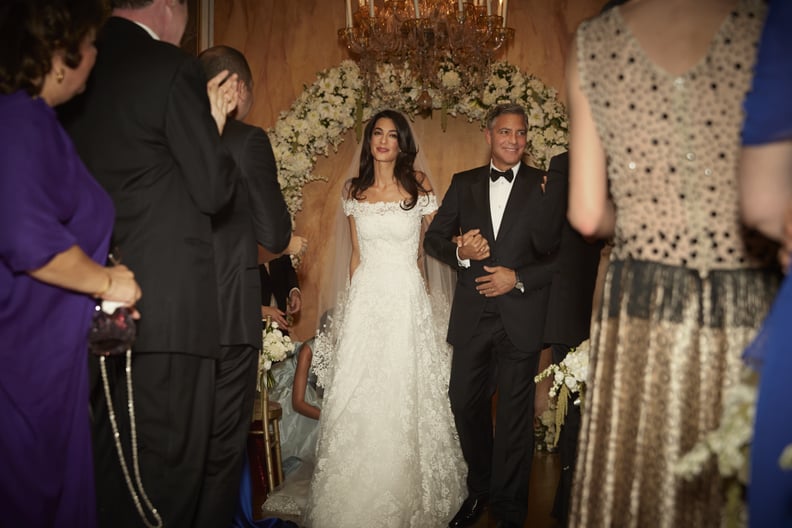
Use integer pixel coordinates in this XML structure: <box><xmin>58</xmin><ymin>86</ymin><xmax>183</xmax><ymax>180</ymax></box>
<box><xmin>485</xmin><ymin>102</ymin><xmax>528</xmax><ymax>130</ymax></box>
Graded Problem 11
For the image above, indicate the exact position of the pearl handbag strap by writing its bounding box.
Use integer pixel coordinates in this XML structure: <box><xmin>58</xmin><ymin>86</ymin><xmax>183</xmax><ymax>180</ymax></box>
<box><xmin>99</xmin><ymin>352</ymin><xmax>163</xmax><ymax>528</ymax></box>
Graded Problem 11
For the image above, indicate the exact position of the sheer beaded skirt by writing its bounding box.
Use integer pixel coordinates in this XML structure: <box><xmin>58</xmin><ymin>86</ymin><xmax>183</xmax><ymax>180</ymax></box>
<box><xmin>570</xmin><ymin>259</ymin><xmax>778</xmax><ymax>528</ymax></box>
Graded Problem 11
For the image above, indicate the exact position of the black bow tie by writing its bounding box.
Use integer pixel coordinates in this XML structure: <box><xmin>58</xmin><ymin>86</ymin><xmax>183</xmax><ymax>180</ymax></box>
<box><xmin>490</xmin><ymin>168</ymin><xmax>514</xmax><ymax>183</ymax></box>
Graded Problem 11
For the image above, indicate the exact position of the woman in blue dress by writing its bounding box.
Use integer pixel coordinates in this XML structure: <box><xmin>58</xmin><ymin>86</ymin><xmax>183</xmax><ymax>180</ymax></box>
<box><xmin>739</xmin><ymin>0</ymin><xmax>792</xmax><ymax>525</ymax></box>
<box><xmin>0</xmin><ymin>2</ymin><xmax>140</xmax><ymax>526</ymax></box>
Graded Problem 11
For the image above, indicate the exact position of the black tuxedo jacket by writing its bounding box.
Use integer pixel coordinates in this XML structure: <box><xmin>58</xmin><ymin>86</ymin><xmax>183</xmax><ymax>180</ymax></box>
<box><xmin>61</xmin><ymin>17</ymin><xmax>236</xmax><ymax>358</ymax></box>
<box><xmin>214</xmin><ymin>119</ymin><xmax>292</xmax><ymax>348</ymax></box>
<box><xmin>424</xmin><ymin>163</ymin><xmax>562</xmax><ymax>352</ymax></box>
<box><xmin>542</xmin><ymin>152</ymin><xmax>603</xmax><ymax>347</ymax></box>
<box><xmin>260</xmin><ymin>255</ymin><xmax>299</xmax><ymax>312</ymax></box>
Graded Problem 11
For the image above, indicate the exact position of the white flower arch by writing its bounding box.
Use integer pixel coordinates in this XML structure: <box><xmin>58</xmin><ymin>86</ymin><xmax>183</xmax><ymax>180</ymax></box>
<box><xmin>268</xmin><ymin>60</ymin><xmax>569</xmax><ymax>215</ymax></box>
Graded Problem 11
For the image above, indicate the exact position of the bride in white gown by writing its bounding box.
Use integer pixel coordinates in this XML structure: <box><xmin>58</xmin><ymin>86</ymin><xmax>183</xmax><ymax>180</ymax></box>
<box><xmin>304</xmin><ymin>110</ymin><xmax>466</xmax><ymax>527</ymax></box>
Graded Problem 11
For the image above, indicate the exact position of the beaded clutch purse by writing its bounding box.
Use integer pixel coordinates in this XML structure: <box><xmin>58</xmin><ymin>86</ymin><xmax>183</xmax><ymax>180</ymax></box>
<box><xmin>88</xmin><ymin>302</ymin><xmax>136</xmax><ymax>356</ymax></box>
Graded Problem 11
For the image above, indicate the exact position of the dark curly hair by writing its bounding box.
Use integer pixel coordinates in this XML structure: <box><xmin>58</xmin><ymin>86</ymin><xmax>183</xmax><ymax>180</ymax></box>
<box><xmin>0</xmin><ymin>0</ymin><xmax>107</xmax><ymax>96</ymax></box>
<box><xmin>348</xmin><ymin>110</ymin><xmax>428</xmax><ymax>210</ymax></box>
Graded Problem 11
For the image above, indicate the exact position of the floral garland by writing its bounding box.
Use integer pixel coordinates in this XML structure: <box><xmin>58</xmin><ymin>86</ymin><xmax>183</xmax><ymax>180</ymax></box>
<box><xmin>268</xmin><ymin>60</ymin><xmax>569</xmax><ymax>215</ymax></box>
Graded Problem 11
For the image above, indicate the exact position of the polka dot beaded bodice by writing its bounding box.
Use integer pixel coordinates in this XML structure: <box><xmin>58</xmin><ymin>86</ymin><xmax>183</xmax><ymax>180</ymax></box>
<box><xmin>577</xmin><ymin>0</ymin><xmax>772</xmax><ymax>272</ymax></box>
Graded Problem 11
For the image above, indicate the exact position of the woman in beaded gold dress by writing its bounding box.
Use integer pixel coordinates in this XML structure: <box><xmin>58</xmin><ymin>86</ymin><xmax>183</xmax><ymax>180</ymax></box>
<box><xmin>565</xmin><ymin>0</ymin><xmax>779</xmax><ymax>526</ymax></box>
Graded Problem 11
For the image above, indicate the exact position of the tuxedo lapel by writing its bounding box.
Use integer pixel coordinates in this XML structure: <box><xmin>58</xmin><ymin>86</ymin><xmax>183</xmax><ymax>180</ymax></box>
<box><xmin>496</xmin><ymin>165</ymin><xmax>535</xmax><ymax>242</ymax></box>
<box><xmin>471</xmin><ymin>168</ymin><xmax>496</xmax><ymax>243</ymax></box>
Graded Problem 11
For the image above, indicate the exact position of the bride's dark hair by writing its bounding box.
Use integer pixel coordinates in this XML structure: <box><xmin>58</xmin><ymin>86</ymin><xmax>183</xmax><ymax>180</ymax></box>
<box><xmin>348</xmin><ymin>109</ymin><xmax>428</xmax><ymax>210</ymax></box>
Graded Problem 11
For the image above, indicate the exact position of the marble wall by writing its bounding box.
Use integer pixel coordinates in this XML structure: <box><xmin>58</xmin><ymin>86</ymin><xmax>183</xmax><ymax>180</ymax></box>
<box><xmin>212</xmin><ymin>0</ymin><xmax>604</xmax><ymax>340</ymax></box>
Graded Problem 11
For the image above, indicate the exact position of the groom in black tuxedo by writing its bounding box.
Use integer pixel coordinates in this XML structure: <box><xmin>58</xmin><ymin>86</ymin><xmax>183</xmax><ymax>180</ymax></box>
<box><xmin>424</xmin><ymin>103</ymin><xmax>563</xmax><ymax>528</ymax></box>
<box><xmin>197</xmin><ymin>45</ymin><xmax>293</xmax><ymax>527</ymax></box>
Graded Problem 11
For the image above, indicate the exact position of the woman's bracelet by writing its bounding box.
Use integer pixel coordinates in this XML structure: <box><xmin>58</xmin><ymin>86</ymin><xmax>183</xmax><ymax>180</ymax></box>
<box><xmin>94</xmin><ymin>272</ymin><xmax>112</xmax><ymax>298</ymax></box>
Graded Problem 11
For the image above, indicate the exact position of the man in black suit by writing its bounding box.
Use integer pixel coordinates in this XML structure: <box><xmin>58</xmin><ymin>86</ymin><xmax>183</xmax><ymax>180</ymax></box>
<box><xmin>424</xmin><ymin>103</ymin><xmax>563</xmax><ymax>528</ymax></box>
<box><xmin>196</xmin><ymin>45</ymin><xmax>293</xmax><ymax>527</ymax></box>
<box><xmin>541</xmin><ymin>151</ymin><xmax>603</xmax><ymax>528</ymax></box>
<box><xmin>60</xmin><ymin>1</ymin><xmax>240</xmax><ymax>526</ymax></box>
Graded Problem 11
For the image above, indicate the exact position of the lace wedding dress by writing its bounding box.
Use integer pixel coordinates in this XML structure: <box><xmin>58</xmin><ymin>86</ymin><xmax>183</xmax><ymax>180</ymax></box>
<box><xmin>304</xmin><ymin>194</ymin><xmax>466</xmax><ymax>528</ymax></box>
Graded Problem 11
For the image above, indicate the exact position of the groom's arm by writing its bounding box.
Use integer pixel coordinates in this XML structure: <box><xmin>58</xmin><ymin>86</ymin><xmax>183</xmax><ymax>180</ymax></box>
<box><xmin>424</xmin><ymin>175</ymin><xmax>462</xmax><ymax>267</ymax></box>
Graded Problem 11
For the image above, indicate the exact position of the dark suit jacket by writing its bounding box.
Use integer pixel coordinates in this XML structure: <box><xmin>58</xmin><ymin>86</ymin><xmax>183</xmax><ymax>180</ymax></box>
<box><xmin>61</xmin><ymin>17</ymin><xmax>236</xmax><ymax>358</ymax></box>
<box><xmin>260</xmin><ymin>255</ymin><xmax>299</xmax><ymax>312</ymax></box>
<box><xmin>214</xmin><ymin>119</ymin><xmax>292</xmax><ymax>348</ymax></box>
<box><xmin>424</xmin><ymin>163</ymin><xmax>562</xmax><ymax>352</ymax></box>
<box><xmin>541</xmin><ymin>152</ymin><xmax>603</xmax><ymax>347</ymax></box>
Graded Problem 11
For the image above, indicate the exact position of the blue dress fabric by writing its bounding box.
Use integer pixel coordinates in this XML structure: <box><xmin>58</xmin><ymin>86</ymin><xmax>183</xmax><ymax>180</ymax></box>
<box><xmin>742</xmin><ymin>1</ymin><xmax>792</xmax><ymax>526</ymax></box>
<box><xmin>741</xmin><ymin>0</ymin><xmax>792</xmax><ymax>146</ymax></box>
<box><xmin>232</xmin><ymin>450</ymin><xmax>297</xmax><ymax>528</ymax></box>
<box><xmin>0</xmin><ymin>92</ymin><xmax>115</xmax><ymax>527</ymax></box>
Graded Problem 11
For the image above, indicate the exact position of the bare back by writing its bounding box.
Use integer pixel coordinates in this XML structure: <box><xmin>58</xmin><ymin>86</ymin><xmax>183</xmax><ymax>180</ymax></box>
<box><xmin>619</xmin><ymin>0</ymin><xmax>737</xmax><ymax>76</ymax></box>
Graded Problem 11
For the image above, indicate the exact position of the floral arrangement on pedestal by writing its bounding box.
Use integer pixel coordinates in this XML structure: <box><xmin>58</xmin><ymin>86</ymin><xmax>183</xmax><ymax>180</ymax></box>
<box><xmin>267</xmin><ymin>60</ymin><xmax>568</xmax><ymax>215</ymax></box>
<box><xmin>259</xmin><ymin>320</ymin><xmax>292</xmax><ymax>391</ymax></box>
<box><xmin>534</xmin><ymin>339</ymin><xmax>590</xmax><ymax>449</ymax></box>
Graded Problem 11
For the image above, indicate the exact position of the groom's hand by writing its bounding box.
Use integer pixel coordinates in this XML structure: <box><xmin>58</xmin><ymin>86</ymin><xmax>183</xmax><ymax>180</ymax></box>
<box><xmin>475</xmin><ymin>266</ymin><xmax>517</xmax><ymax>297</ymax></box>
<box><xmin>457</xmin><ymin>229</ymin><xmax>490</xmax><ymax>261</ymax></box>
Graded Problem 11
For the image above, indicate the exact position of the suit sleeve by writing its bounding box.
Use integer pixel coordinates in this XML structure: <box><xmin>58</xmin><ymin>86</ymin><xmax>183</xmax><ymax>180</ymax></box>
<box><xmin>239</xmin><ymin>128</ymin><xmax>292</xmax><ymax>254</ymax></box>
<box><xmin>285</xmin><ymin>256</ymin><xmax>299</xmax><ymax>292</ymax></box>
<box><xmin>531</xmin><ymin>154</ymin><xmax>567</xmax><ymax>255</ymax></box>
<box><xmin>164</xmin><ymin>58</ymin><xmax>236</xmax><ymax>215</ymax></box>
<box><xmin>424</xmin><ymin>174</ymin><xmax>463</xmax><ymax>267</ymax></box>
<box><xmin>270</xmin><ymin>255</ymin><xmax>299</xmax><ymax>310</ymax></box>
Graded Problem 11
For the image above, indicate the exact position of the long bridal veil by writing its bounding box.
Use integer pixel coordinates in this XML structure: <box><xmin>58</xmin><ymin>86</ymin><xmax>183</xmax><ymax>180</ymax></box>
<box><xmin>311</xmin><ymin>117</ymin><xmax>456</xmax><ymax>389</ymax></box>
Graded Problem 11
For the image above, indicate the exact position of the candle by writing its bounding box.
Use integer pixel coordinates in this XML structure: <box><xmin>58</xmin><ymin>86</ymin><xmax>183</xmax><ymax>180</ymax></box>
<box><xmin>345</xmin><ymin>0</ymin><xmax>352</xmax><ymax>27</ymax></box>
<box><xmin>486</xmin><ymin>0</ymin><xmax>492</xmax><ymax>16</ymax></box>
<box><xmin>413</xmin><ymin>0</ymin><xmax>420</xmax><ymax>18</ymax></box>
<box><xmin>369</xmin><ymin>0</ymin><xmax>374</xmax><ymax>17</ymax></box>
<box><xmin>501</xmin><ymin>0</ymin><xmax>508</xmax><ymax>26</ymax></box>
<box><xmin>459</xmin><ymin>0</ymin><xmax>464</xmax><ymax>17</ymax></box>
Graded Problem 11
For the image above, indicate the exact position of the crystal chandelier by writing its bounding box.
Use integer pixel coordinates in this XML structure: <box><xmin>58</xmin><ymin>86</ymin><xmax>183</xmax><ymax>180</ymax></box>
<box><xmin>339</xmin><ymin>0</ymin><xmax>514</xmax><ymax>110</ymax></box>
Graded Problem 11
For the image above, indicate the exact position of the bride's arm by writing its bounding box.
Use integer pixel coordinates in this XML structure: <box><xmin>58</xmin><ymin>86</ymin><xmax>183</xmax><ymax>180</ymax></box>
<box><xmin>348</xmin><ymin>215</ymin><xmax>360</xmax><ymax>279</ymax></box>
<box><xmin>418</xmin><ymin>211</ymin><xmax>436</xmax><ymax>282</ymax></box>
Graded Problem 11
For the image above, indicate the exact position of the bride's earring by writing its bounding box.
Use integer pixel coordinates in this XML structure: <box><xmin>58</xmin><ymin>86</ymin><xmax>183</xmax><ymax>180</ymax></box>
<box><xmin>55</xmin><ymin>69</ymin><xmax>65</xmax><ymax>83</ymax></box>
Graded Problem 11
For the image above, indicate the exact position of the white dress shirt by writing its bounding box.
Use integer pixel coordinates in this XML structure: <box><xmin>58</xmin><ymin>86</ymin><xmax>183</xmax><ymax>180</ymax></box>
<box><xmin>457</xmin><ymin>161</ymin><xmax>522</xmax><ymax>268</ymax></box>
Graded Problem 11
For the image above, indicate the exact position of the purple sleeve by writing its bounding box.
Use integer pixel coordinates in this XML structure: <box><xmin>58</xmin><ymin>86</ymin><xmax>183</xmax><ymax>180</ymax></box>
<box><xmin>0</xmin><ymin>104</ymin><xmax>79</xmax><ymax>272</ymax></box>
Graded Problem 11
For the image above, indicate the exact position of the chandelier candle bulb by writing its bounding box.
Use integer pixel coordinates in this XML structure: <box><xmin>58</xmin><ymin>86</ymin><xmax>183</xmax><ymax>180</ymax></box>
<box><xmin>458</xmin><ymin>0</ymin><xmax>463</xmax><ymax>17</ymax></box>
<box><xmin>345</xmin><ymin>0</ymin><xmax>352</xmax><ymax>27</ymax></box>
<box><xmin>487</xmin><ymin>0</ymin><xmax>491</xmax><ymax>16</ymax></box>
<box><xmin>414</xmin><ymin>0</ymin><xmax>420</xmax><ymax>18</ymax></box>
<box><xmin>501</xmin><ymin>0</ymin><xmax>507</xmax><ymax>26</ymax></box>
<box><xmin>369</xmin><ymin>0</ymin><xmax>374</xmax><ymax>17</ymax></box>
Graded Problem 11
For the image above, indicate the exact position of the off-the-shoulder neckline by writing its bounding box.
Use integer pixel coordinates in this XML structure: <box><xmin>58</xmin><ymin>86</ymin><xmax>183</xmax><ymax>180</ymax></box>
<box><xmin>343</xmin><ymin>193</ymin><xmax>435</xmax><ymax>206</ymax></box>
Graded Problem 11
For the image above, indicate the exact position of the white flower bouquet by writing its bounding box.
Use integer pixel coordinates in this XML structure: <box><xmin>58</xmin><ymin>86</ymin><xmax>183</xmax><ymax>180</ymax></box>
<box><xmin>259</xmin><ymin>320</ymin><xmax>292</xmax><ymax>390</ymax></box>
<box><xmin>534</xmin><ymin>339</ymin><xmax>590</xmax><ymax>448</ymax></box>
<box><xmin>674</xmin><ymin>369</ymin><xmax>757</xmax><ymax>485</ymax></box>
<box><xmin>673</xmin><ymin>368</ymin><xmax>758</xmax><ymax>528</ymax></box>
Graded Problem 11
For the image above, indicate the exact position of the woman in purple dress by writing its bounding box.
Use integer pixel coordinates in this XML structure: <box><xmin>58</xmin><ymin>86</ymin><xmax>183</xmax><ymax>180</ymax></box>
<box><xmin>0</xmin><ymin>1</ymin><xmax>141</xmax><ymax>526</ymax></box>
